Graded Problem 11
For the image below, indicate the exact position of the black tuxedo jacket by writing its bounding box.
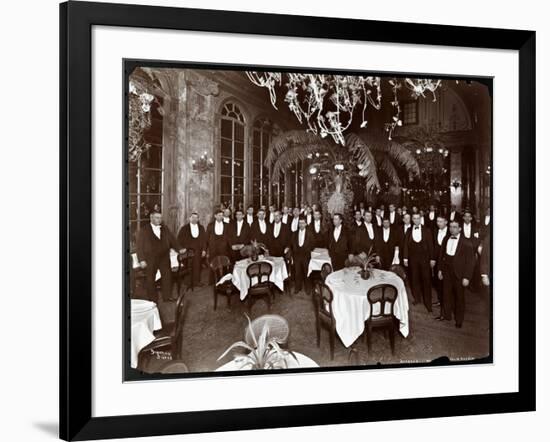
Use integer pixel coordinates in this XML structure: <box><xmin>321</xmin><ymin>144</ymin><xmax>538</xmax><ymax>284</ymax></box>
<box><xmin>136</xmin><ymin>223</ymin><xmax>180</xmax><ymax>263</ymax></box>
<box><xmin>439</xmin><ymin>234</ymin><xmax>475</xmax><ymax>280</ymax></box>
<box><xmin>268</xmin><ymin>222</ymin><xmax>291</xmax><ymax>256</ymax></box>
<box><xmin>424</xmin><ymin>211</ymin><xmax>438</xmax><ymax>231</ymax></box>
<box><xmin>290</xmin><ymin>228</ymin><xmax>314</xmax><ymax>259</ymax></box>
<box><xmin>327</xmin><ymin>226</ymin><xmax>350</xmax><ymax>257</ymax></box>
<box><xmin>308</xmin><ymin>220</ymin><xmax>329</xmax><ymax>248</ymax></box>
<box><xmin>177</xmin><ymin>223</ymin><xmax>207</xmax><ymax>254</ymax></box>
<box><xmin>350</xmin><ymin>223</ymin><xmax>377</xmax><ymax>255</ymax></box>
<box><xmin>250</xmin><ymin>220</ymin><xmax>271</xmax><ymax>245</ymax></box>
<box><xmin>375</xmin><ymin>227</ymin><xmax>400</xmax><ymax>267</ymax></box>
<box><xmin>229</xmin><ymin>220</ymin><xmax>251</xmax><ymax>246</ymax></box>
<box><xmin>387</xmin><ymin>211</ymin><xmax>401</xmax><ymax>226</ymax></box>
<box><xmin>402</xmin><ymin>225</ymin><xmax>435</xmax><ymax>262</ymax></box>
<box><xmin>461</xmin><ymin>221</ymin><xmax>480</xmax><ymax>247</ymax></box>
<box><xmin>448</xmin><ymin>211</ymin><xmax>462</xmax><ymax>225</ymax></box>
<box><xmin>479</xmin><ymin>235</ymin><xmax>490</xmax><ymax>276</ymax></box>
<box><xmin>206</xmin><ymin>221</ymin><xmax>231</xmax><ymax>258</ymax></box>
<box><xmin>433</xmin><ymin>228</ymin><xmax>450</xmax><ymax>269</ymax></box>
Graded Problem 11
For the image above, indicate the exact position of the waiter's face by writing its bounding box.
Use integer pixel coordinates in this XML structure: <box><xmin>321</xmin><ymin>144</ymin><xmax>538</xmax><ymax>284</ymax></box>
<box><xmin>383</xmin><ymin>220</ymin><xmax>391</xmax><ymax>229</ymax></box>
<box><xmin>313</xmin><ymin>211</ymin><xmax>322</xmax><ymax>221</ymax></box>
<box><xmin>354</xmin><ymin>211</ymin><xmax>362</xmax><ymax>221</ymax></box>
<box><xmin>389</xmin><ymin>204</ymin><xmax>395</xmax><ymax>212</ymax></box>
<box><xmin>403</xmin><ymin>214</ymin><xmax>411</xmax><ymax>225</ymax></box>
<box><xmin>257</xmin><ymin>210</ymin><xmax>265</xmax><ymax>220</ymax></box>
<box><xmin>190</xmin><ymin>214</ymin><xmax>198</xmax><ymax>224</ymax></box>
<box><xmin>282</xmin><ymin>206</ymin><xmax>289</xmax><ymax>214</ymax></box>
<box><xmin>449</xmin><ymin>221</ymin><xmax>461</xmax><ymax>235</ymax></box>
<box><xmin>293</xmin><ymin>208</ymin><xmax>300</xmax><ymax>217</ymax></box>
<box><xmin>247</xmin><ymin>208</ymin><xmax>253</xmax><ymax>215</ymax></box>
<box><xmin>436</xmin><ymin>217</ymin><xmax>447</xmax><ymax>229</ymax></box>
<box><xmin>223</xmin><ymin>209</ymin><xmax>231</xmax><ymax>218</ymax></box>
<box><xmin>215</xmin><ymin>212</ymin><xmax>223</xmax><ymax>222</ymax></box>
<box><xmin>150</xmin><ymin>213</ymin><xmax>162</xmax><ymax>226</ymax></box>
<box><xmin>235</xmin><ymin>211</ymin><xmax>244</xmax><ymax>221</ymax></box>
<box><xmin>333</xmin><ymin>215</ymin><xmax>342</xmax><ymax>226</ymax></box>
<box><xmin>463</xmin><ymin>213</ymin><xmax>472</xmax><ymax>223</ymax></box>
<box><xmin>364</xmin><ymin>212</ymin><xmax>373</xmax><ymax>223</ymax></box>
<box><xmin>274</xmin><ymin>211</ymin><xmax>282</xmax><ymax>223</ymax></box>
<box><xmin>298</xmin><ymin>219</ymin><xmax>307</xmax><ymax>230</ymax></box>
<box><xmin>412</xmin><ymin>213</ymin><xmax>421</xmax><ymax>226</ymax></box>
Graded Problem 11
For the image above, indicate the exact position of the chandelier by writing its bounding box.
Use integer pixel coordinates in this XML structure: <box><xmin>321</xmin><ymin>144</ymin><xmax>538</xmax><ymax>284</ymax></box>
<box><xmin>246</xmin><ymin>72</ymin><xmax>442</xmax><ymax>145</ymax></box>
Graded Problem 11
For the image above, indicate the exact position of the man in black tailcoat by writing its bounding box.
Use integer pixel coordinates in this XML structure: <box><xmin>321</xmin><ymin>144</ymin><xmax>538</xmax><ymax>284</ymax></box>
<box><xmin>268</xmin><ymin>210</ymin><xmax>291</xmax><ymax>257</ymax></box>
<box><xmin>228</xmin><ymin>208</ymin><xmax>250</xmax><ymax>262</ymax></box>
<box><xmin>291</xmin><ymin>217</ymin><xmax>314</xmax><ymax>293</ymax></box>
<box><xmin>374</xmin><ymin>218</ymin><xmax>400</xmax><ymax>270</ymax></box>
<box><xmin>327</xmin><ymin>213</ymin><xmax>350</xmax><ymax>271</ymax></box>
<box><xmin>206</xmin><ymin>209</ymin><xmax>231</xmax><ymax>260</ymax></box>
<box><xmin>177</xmin><ymin>212</ymin><xmax>207</xmax><ymax>287</ymax></box>
<box><xmin>432</xmin><ymin>215</ymin><xmax>449</xmax><ymax>311</ymax></box>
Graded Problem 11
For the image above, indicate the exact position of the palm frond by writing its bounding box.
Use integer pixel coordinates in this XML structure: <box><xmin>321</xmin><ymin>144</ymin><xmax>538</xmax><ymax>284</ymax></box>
<box><xmin>359</xmin><ymin>132</ymin><xmax>420</xmax><ymax>177</ymax></box>
<box><xmin>344</xmin><ymin>133</ymin><xmax>380</xmax><ymax>191</ymax></box>
<box><xmin>270</xmin><ymin>144</ymin><xmax>335</xmax><ymax>182</ymax></box>
<box><xmin>377</xmin><ymin>154</ymin><xmax>401</xmax><ymax>187</ymax></box>
<box><xmin>265</xmin><ymin>130</ymin><xmax>330</xmax><ymax>167</ymax></box>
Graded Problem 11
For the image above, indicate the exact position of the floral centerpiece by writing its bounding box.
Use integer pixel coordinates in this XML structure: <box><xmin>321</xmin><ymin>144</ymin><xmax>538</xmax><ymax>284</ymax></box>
<box><xmin>218</xmin><ymin>314</ymin><xmax>297</xmax><ymax>370</ymax></box>
<box><xmin>240</xmin><ymin>240</ymin><xmax>269</xmax><ymax>262</ymax></box>
<box><xmin>348</xmin><ymin>247</ymin><xmax>378</xmax><ymax>280</ymax></box>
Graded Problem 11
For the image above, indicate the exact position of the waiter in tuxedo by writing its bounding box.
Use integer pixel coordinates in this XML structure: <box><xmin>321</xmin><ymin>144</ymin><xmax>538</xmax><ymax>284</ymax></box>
<box><xmin>250</xmin><ymin>208</ymin><xmax>270</xmax><ymax>245</ymax></box>
<box><xmin>291</xmin><ymin>217</ymin><xmax>314</xmax><ymax>293</ymax></box>
<box><xmin>425</xmin><ymin>204</ymin><xmax>438</xmax><ymax>231</ymax></box>
<box><xmin>461</xmin><ymin>209</ymin><xmax>479</xmax><ymax>246</ymax></box>
<box><xmin>229</xmin><ymin>208</ymin><xmax>250</xmax><ymax>262</ymax></box>
<box><xmin>268</xmin><ymin>211</ymin><xmax>291</xmax><ymax>257</ymax></box>
<box><xmin>374</xmin><ymin>218</ymin><xmax>400</xmax><ymax>270</ymax></box>
<box><xmin>206</xmin><ymin>209</ymin><xmax>231</xmax><ymax>260</ymax></box>
<box><xmin>136</xmin><ymin>210</ymin><xmax>185</xmax><ymax>302</ymax></box>
<box><xmin>281</xmin><ymin>206</ymin><xmax>291</xmax><ymax>224</ymax></box>
<box><xmin>397</xmin><ymin>213</ymin><xmax>413</xmax><ymax>257</ymax></box>
<box><xmin>245</xmin><ymin>205</ymin><xmax>255</xmax><ymax>226</ymax></box>
<box><xmin>387</xmin><ymin>204</ymin><xmax>400</xmax><ymax>226</ymax></box>
<box><xmin>479</xmin><ymin>234</ymin><xmax>491</xmax><ymax>287</ymax></box>
<box><xmin>177</xmin><ymin>212</ymin><xmax>207</xmax><ymax>287</ymax></box>
<box><xmin>432</xmin><ymin>215</ymin><xmax>449</xmax><ymax>309</ymax></box>
<box><xmin>289</xmin><ymin>207</ymin><xmax>301</xmax><ymax>233</ymax></box>
<box><xmin>327</xmin><ymin>213</ymin><xmax>350</xmax><ymax>271</ymax></box>
<box><xmin>309</xmin><ymin>209</ymin><xmax>327</xmax><ymax>248</ymax></box>
<box><xmin>362</xmin><ymin>211</ymin><xmax>377</xmax><ymax>253</ymax></box>
<box><xmin>403</xmin><ymin>213</ymin><xmax>435</xmax><ymax>312</ymax></box>
<box><xmin>448</xmin><ymin>204</ymin><xmax>462</xmax><ymax>225</ymax></box>
<box><xmin>437</xmin><ymin>220</ymin><xmax>475</xmax><ymax>327</ymax></box>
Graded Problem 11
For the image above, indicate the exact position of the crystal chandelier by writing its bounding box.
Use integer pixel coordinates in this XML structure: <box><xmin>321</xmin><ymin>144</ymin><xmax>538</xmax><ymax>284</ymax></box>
<box><xmin>246</xmin><ymin>72</ymin><xmax>442</xmax><ymax>145</ymax></box>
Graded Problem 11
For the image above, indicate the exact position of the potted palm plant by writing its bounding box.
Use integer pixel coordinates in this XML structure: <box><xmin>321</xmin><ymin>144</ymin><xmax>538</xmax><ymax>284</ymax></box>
<box><xmin>240</xmin><ymin>240</ymin><xmax>269</xmax><ymax>261</ymax></box>
<box><xmin>218</xmin><ymin>315</ymin><xmax>297</xmax><ymax>370</ymax></box>
<box><xmin>348</xmin><ymin>247</ymin><xmax>378</xmax><ymax>280</ymax></box>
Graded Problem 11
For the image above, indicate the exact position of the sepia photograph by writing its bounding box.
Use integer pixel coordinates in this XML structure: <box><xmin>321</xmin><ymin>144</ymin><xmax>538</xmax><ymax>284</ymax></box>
<box><xmin>125</xmin><ymin>62</ymin><xmax>492</xmax><ymax>378</ymax></box>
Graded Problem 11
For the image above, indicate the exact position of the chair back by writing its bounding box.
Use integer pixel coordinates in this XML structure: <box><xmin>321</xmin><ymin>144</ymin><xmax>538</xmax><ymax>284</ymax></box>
<box><xmin>320</xmin><ymin>263</ymin><xmax>333</xmax><ymax>281</ymax></box>
<box><xmin>246</xmin><ymin>261</ymin><xmax>273</xmax><ymax>287</ymax></box>
<box><xmin>316</xmin><ymin>282</ymin><xmax>335</xmax><ymax>319</ymax></box>
<box><xmin>366</xmin><ymin>284</ymin><xmax>398</xmax><ymax>319</ymax></box>
<box><xmin>244</xmin><ymin>314</ymin><xmax>290</xmax><ymax>347</ymax></box>
<box><xmin>172</xmin><ymin>293</ymin><xmax>187</xmax><ymax>359</ymax></box>
<box><xmin>209</xmin><ymin>255</ymin><xmax>231</xmax><ymax>281</ymax></box>
<box><xmin>177</xmin><ymin>249</ymin><xmax>195</xmax><ymax>269</ymax></box>
<box><xmin>389</xmin><ymin>264</ymin><xmax>407</xmax><ymax>282</ymax></box>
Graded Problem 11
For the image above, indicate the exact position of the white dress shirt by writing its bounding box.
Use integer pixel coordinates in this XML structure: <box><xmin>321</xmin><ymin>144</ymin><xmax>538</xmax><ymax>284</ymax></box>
<box><xmin>389</xmin><ymin>211</ymin><xmax>395</xmax><ymax>224</ymax></box>
<box><xmin>273</xmin><ymin>221</ymin><xmax>281</xmax><ymax>238</ymax></box>
<box><xmin>450</xmin><ymin>211</ymin><xmax>456</xmax><ymax>221</ymax></box>
<box><xmin>151</xmin><ymin>223</ymin><xmax>161</xmax><ymax>239</ymax></box>
<box><xmin>333</xmin><ymin>225</ymin><xmax>342</xmax><ymax>242</ymax></box>
<box><xmin>306</xmin><ymin>214</ymin><xmax>312</xmax><ymax>225</ymax></box>
<box><xmin>314</xmin><ymin>220</ymin><xmax>321</xmax><ymax>233</ymax></box>
<box><xmin>375</xmin><ymin>215</ymin><xmax>382</xmax><ymax>226</ymax></box>
<box><xmin>366</xmin><ymin>222</ymin><xmax>374</xmax><ymax>239</ymax></box>
<box><xmin>437</xmin><ymin>227</ymin><xmax>448</xmax><ymax>245</ymax></box>
<box><xmin>291</xmin><ymin>217</ymin><xmax>299</xmax><ymax>232</ymax></box>
<box><xmin>463</xmin><ymin>223</ymin><xmax>471</xmax><ymax>238</ymax></box>
<box><xmin>190</xmin><ymin>223</ymin><xmax>199</xmax><ymax>238</ymax></box>
<box><xmin>429</xmin><ymin>211</ymin><xmax>435</xmax><ymax>221</ymax></box>
<box><xmin>223</xmin><ymin>216</ymin><xmax>230</xmax><ymax>224</ymax></box>
<box><xmin>485</xmin><ymin>215</ymin><xmax>490</xmax><ymax>226</ymax></box>
<box><xmin>236</xmin><ymin>220</ymin><xmax>243</xmax><ymax>237</ymax></box>
<box><xmin>258</xmin><ymin>219</ymin><xmax>267</xmax><ymax>234</ymax></box>
<box><xmin>246</xmin><ymin>214</ymin><xmax>254</xmax><ymax>225</ymax></box>
<box><xmin>282</xmin><ymin>213</ymin><xmax>289</xmax><ymax>224</ymax></box>
<box><xmin>446</xmin><ymin>233</ymin><xmax>460</xmax><ymax>256</ymax></box>
<box><xmin>298</xmin><ymin>228</ymin><xmax>306</xmax><ymax>247</ymax></box>
<box><xmin>403</xmin><ymin>224</ymin><xmax>411</xmax><ymax>236</ymax></box>
<box><xmin>383</xmin><ymin>227</ymin><xmax>390</xmax><ymax>242</ymax></box>
<box><xmin>420</xmin><ymin>216</ymin><xmax>425</xmax><ymax>225</ymax></box>
<box><xmin>412</xmin><ymin>225</ymin><xmax>422</xmax><ymax>242</ymax></box>
<box><xmin>269</xmin><ymin>212</ymin><xmax>275</xmax><ymax>223</ymax></box>
<box><xmin>214</xmin><ymin>221</ymin><xmax>224</xmax><ymax>235</ymax></box>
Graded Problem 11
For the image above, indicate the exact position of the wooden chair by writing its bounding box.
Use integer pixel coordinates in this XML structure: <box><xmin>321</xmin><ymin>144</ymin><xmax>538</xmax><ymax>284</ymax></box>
<box><xmin>209</xmin><ymin>255</ymin><xmax>238</xmax><ymax>310</ymax></box>
<box><xmin>365</xmin><ymin>284</ymin><xmax>399</xmax><ymax>355</ymax></box>
<box><xmin>389</xmin><ymin>264</ymin><xmax>407</xmax><ymax>282</ymax></box>
<box><xmin>246</xmin><ymin>261</ymin><xmax>274</xmax><ymax>314</ymax></box>
<box><xmin>244</xmin><ymin>314</ymin><xmax>290</xmax><ymax>347</ymax></box>
<box><xmin>175</xmin><ymin>249</ymin><xmax>195</xmax><ymax>296</ymax></box>
<box><xmin>314</xmin><ymin>282</ymin><xmax>337</xmax><ymax>360</ymax></box>
<box><xmin>320</xmin><ymin>263</ymin><xmax>333</xmax><ymax>282</ymax></box>
<box><xmin>137</xmin><ymin>292</ymin><xmax>186</xmax><ymax>372</ymax></box>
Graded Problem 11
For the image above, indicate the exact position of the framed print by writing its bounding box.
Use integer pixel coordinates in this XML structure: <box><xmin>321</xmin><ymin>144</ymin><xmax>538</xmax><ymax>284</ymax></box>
<box><xmin>60</xmin><ymin>1</ymin><xmax>536</xmax><ymax>440</ymax></box>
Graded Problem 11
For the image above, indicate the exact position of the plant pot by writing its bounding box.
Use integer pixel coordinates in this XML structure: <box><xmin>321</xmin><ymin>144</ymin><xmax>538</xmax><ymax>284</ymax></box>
<box><xmin>360</xmin><ymin>269</ymin><xmax>371</xmax><ymax>280</ymax></box>
<box><xmin>251</xmin><ymin>252</ymin><xmax>259</xmax><ymax>262</ymax></box>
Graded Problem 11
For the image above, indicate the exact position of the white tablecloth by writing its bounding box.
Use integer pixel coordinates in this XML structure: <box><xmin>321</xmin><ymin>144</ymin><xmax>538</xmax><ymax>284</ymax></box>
<box><xmin>307</xmin><ymin>248</ymin><xmax>332</xmax><ymax>276</ymax></box>
<box><xmin>232</xmin><ymin>256</ymin><xmax>288</xmax><ymax>300</ymax></box>
<box><xmin>216</xmin><ymin>351</ymin><xmax>318</xmax><ymax>371</ymax></box>
<box><xmin>131</xmin><ymin>249</ymin><xmax>179</xmax><ymax>281</ymax></box>
<box><xmin>130</xmin><ymin>299</ymin><xmax>162</xmax><ymax>368</ymax></box>
<box><xmin>325</xmin><ymin>268</ymin><xmax>409</xmax><ymax>348</ymax></box>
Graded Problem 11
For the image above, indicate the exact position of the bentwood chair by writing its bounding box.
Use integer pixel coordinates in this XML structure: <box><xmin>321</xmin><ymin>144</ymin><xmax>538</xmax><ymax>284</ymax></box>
<box><xmin>314</xmin><ymin>282</ymin><xmax>337</xmax><ymax>360</ymax></box>
<box><xmin>244</xmin><ymin>314</ymin><xmax>290</xmax><ymax>347</ymax></box>
<box><xmin>137</xmin><ymin>291</ymin><xmax>186</xmax><ymax>373</ymax></box>
<box><xmin>176</xmin><ymin>249</ymin><xmax>195</xmax><ymax>295</ymax></box>
<box><xmin>246</xmin><ymin>261</ymin><xmax>274</xmax><ymax>314</ymax></box>
<box><xmin>365</xmin><ymin>284</ymin><xmax>399</xmax><ymax>355</ymax></box>
<box><xmin>320</xmin><ymin>263</ymin><xmax>333</xmax><ymax>282</ymax></box>
<box><xmin>209</xmin><ymin>255</ymin><xmax>238</xmax><ymax>310</ymax></box>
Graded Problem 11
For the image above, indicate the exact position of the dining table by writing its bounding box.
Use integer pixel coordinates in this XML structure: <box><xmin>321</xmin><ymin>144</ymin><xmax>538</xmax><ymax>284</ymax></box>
<box><xmin>130</xmin><ymin>299</ymin><xmax>162</xmax><ymax>368</ymax></box>
<box><xmin>307</xmin><ymin>247</ymin><xmax>332</xmax><ymax>276</ymax></box>
<box><xmin>231</xmin><ymin>256</ymin><xmax>288</xmax><ymax>300</ymax></box>
<box><xmin>131</xmin><ymin>249</ymin><xmax>179</xmax><ymax>281</ymax></box>
<box><xmin>324</xmin><ymin>267</ymin><xmax>409</xmax><ymax>348</ymax></box>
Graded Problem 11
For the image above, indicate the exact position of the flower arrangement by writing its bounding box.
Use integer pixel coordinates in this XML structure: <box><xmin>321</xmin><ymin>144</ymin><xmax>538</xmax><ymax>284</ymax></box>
<box><xmin>348</xmin><ymin>246</ymin><xmax>378</xmax><ymax>280</ymax></box>
<box><xmin>218</xmin><ymin>314</ymin><xmax>297</xmax><ymax>370</ymax></box>
<box><xmin>240</xmin><ymin>240</ymin><xmax>269</xmax><ymax>261</ymax></box>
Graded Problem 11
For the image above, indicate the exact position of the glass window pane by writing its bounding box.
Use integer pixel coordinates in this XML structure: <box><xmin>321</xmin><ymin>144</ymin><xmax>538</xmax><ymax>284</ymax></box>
<box><xmin>252</xmin><ymin>145</ymin><xmax>261</xmax><ymax>164</ymax></box>
<box><xmin>253</xmin><ymin>130</ymin><xmax>261</xmax><ymax>147</ymax></box>
<box><xmin>221</xmin><ymin>138</ymin><xmax>232</xmax><ymax>157</ymax></box>
<box><xmin>253</xmin><ymin>194</ymin><xmax>260</xmax><ymax>208</ymax></box>
<box><xmin>235</xmin><ymin>123</ymin><xmax>244</xmax><ymax>142</ymax></box>
<box><xmin>262</xmin><ymin>132</ymin><xmax>269</xmax><ymax>150</ymax></box>
<box><xmin>140</xmin><ymin>145</ymin><xmax>162</xmax><ymax>170</ymax></box>
<box><xmin>234</xmin><ymin>194</ymin><xmax>244</xmax><ymax>209</ymax></box>
<box><xmin>221</xmin><ymin>156</ymin><xmax>232</xmax><ymax>176</ymax></box>
<box><xmin>221</xmin><ymin>119</ymin><xmax>232</xmax><ymax>138</ymax></box>
<box><xmin>233</xmin><ymin>159</ymin><xmax>244</xmax><ymax>177</ymax></box>
<box><xmin>220</xmin><ymin>195</ymin><xmax>232</xmax><ymax>207</ymax></box>
<box><xmin>139</xmin><ymin>169</ymin><xmax>162</xmax><ymax>194</ymax></box>
<box><xmin>141</xmin><ymin>194</ymin><xmax>161</xmax><ymax>214</ymax></box>
<box><xmin>252</xmin><ymin>161</ymin><xmax>260</xmax><ymax>178</ymax></box>
<box><xmin>128</xmin><ymin>161</ymin><xmax>138</xmax><ymax>194</ymax></box>
<box><xmin>235</xmin><ymin>141</ymin><xmax>244</xmax><ymax>160</ymax></box>
<box><xmin>221</xmin><ymin>176</ymin><xmax>231</xmax><ymax>196</ymax></box>
<box><xmin>234</xmin><ymin>177</ymin><xmax>244</xmax><ymax>196</ymax></box>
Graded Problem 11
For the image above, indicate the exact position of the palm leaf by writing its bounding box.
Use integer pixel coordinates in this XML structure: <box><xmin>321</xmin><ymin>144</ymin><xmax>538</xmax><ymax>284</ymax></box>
<box><xmin>270</xmin><ymin>144</ymin><xmax>335</xmax><ymax>182</ymax></box>
<box><xmin>217</xmin><ymin>341</ymin><xmax>254</xmax><ymax>361</ymax></box>
<box><xmin>344</xmin><ymin>133</ymin><xmax>380</xmax><ymax>191</ymax></box>
<box><xmin>377</xmin><ymin>153</ymin><xmax>401</xmax><ymax>187</ymax></box>
<box><xmin>265</xmin><ymin>130</ymin><xmax>330</xmax><ymax>167</ymax></box>
<box><xmin>359</xmin><ymin>132</ymin><xmax>420</xmax><ymax>177</ymax></box>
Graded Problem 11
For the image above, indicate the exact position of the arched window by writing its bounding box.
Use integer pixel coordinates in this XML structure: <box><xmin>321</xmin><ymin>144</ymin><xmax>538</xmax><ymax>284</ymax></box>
<box><xmin>220</xmin><ymin>103</ymin><xmax>245</xmax><ymax>209</ymax></box>
<box><xmin>252</xmin><ymin>118</ymin><xmax>274</xmax><ymax>208</ymax></box>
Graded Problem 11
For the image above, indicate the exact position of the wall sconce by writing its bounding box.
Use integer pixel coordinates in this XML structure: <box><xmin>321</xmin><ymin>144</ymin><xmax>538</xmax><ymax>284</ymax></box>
<box><xmin>192</xmin><ymin>150</ymin><xmax>214</xmax><ymax>182</ymax></box>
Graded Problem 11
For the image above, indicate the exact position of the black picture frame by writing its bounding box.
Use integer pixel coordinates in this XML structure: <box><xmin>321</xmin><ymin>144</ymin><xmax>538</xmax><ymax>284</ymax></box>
<box><xmin>60</xmin><ymin>1</ymin><xmax>536</xmax><ymax>440</ymax></box>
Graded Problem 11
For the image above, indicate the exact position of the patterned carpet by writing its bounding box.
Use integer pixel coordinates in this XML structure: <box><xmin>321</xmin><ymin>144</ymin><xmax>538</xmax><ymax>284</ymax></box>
<box><xmin>149</xmin><ymin>270</ymin><xmax>491</xmax><ymax>373</ymax></box>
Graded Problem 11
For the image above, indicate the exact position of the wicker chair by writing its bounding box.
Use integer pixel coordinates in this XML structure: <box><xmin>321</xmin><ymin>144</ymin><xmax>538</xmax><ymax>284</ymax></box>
<box><xmin>365</xmin><ymin>284</ymin><xmax>399</xmax><ymax>355</ymax></box>
<box><xmin>209</xmin><ymin>255</ymin><xmax>238</xmax><ymax>310</ymax></box>
<box><xmin>137</xmin><ymin>291</ymin><xmax>186</xmax><ymax>372</ymax></box>
<box><xmin>246</xmin><ymin>261</ymin><xmax>274</xmax><ymax>313</ymax></box>
<box><xmin>244</xmin><ymin>314</ymin><xmax>290</xmax><ymax>347</ymax></box>
<box><xmin>314</xmin><ymin>282</ymin><xmax>337</xmax><ymax>360</ymax></box>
